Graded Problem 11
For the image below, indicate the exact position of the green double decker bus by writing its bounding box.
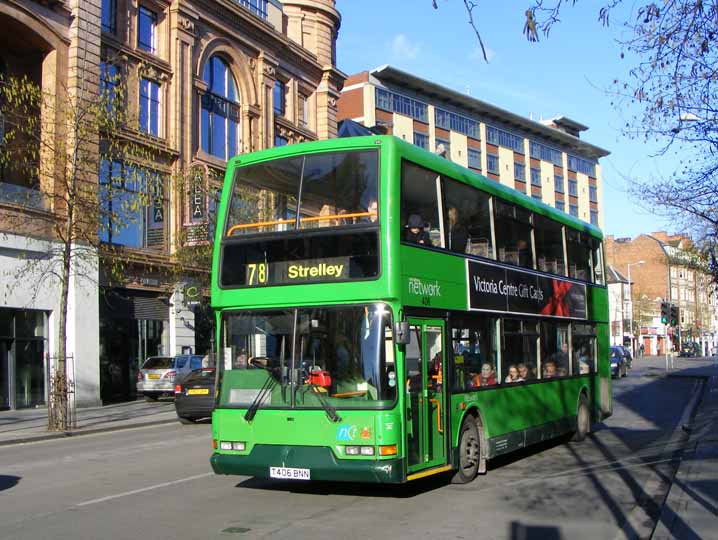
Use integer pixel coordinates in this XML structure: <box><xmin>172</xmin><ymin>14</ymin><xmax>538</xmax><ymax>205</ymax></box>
<box><xmin>210</xmin><ymin>135</ymin><xmax>611</xmax><ymax>484</ymax></box>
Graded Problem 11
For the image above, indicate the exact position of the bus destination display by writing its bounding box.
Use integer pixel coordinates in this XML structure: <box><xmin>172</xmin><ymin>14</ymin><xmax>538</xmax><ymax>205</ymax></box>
<box><xmin>245</xmin><ymin>257</ymin><xmax>350</xmax><ymax>286</ymax></box>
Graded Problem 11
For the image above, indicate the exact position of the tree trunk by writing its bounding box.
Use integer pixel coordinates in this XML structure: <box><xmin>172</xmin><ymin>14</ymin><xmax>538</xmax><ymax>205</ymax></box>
<box><xmin>48</xmin><ymin>189</ymin><xmax>75</xmax><ymax>432</ymax></box>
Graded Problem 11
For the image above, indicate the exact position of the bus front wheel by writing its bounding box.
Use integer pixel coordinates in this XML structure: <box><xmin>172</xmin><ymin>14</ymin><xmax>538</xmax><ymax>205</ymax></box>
<box><xmin>452</xmin><ymin>416</ymin><xmax>480</xmax><ymax>484</ymax></box>
<box><xmin>572</xmin><ymin>395</ymin><xmax>591</xmax><ymax>442</ymax></box>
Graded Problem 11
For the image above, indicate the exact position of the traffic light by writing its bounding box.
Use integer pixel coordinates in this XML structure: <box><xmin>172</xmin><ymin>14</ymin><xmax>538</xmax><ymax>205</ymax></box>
<box><xmin>661</xmin><ymin>301</ymin><xmax>669</xmax><ymax>324</ymax></box>
<box><xmin>670</xmin><ymin>304</ymin><xmax>679</xmax><ymax>327</ymax></box>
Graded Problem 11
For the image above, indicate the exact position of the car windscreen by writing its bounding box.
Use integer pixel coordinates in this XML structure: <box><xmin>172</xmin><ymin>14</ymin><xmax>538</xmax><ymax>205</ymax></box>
<box><xmin>142</xmin><ymin>357</ymin><xmax>173</xmax><ymax>369</ymax></box>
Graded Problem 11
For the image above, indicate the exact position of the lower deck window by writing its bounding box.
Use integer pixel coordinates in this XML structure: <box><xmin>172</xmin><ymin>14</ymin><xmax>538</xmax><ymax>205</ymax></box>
<box><xmin>450</xmin><ymin>313</ymin><xmax>597</xmax><ymax>391</ymax></box>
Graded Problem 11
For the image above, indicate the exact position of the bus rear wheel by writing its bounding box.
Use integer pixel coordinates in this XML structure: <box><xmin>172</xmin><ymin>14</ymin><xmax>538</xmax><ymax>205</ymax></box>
<box><xmin>452</xmin><ymin>416</ymin><xmax>480</xmax><ymax>484</ymax></box>
<box><xmin>572</xmin><ymin>395</ymin><xmax>591</xmax><ymax>442</ymax></box>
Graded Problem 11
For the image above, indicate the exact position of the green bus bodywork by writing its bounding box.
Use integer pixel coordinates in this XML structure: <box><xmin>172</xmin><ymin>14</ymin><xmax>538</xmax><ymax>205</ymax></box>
<box><xmin>210</xmin><ymin>136</ymin><xmax>611</xmax><ymax>484</ymax></box>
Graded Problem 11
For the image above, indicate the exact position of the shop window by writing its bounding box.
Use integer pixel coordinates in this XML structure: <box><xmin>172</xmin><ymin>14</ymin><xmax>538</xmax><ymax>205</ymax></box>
<box><xmin>201</xmin><ymin>56</ymin><xmax>240</xmax><ymax>161</ymax></box>
<box><xmin>99</xmin><ymin>160</ymin><xmax>166</xmax><ymax>250</ymax></box>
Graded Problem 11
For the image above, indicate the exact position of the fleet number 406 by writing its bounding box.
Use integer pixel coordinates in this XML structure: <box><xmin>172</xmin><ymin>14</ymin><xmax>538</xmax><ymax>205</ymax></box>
<box><xmin>246</xmin><ymin>263</ymin><xmax>268</xmax><ymax>285</ymax></box>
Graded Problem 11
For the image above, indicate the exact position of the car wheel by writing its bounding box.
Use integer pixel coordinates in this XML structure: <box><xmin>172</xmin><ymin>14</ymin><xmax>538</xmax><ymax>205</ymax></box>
<box><xmin>572</xmin><ymin>395</ymin><xmax>591</xmax><ymax>442</ymax></box>
<box><xmin>451</xmin><ymin>415</ymin><xmax>481</xmax><ymax>484</ymax></box>
<box><xmin>144</xmin><ymin>394</ymin><xmax>158</xmax><ymax>401</ymax></box>
<box><xmin>177</xmin><ymin>416</ymin><xmax>196</xmax><ymax>424</ymax></box>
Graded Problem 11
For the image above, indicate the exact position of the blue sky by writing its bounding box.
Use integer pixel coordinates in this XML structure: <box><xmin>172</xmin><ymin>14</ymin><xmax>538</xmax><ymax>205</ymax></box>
<box><xmin>335</xmin><ymin>0</ymin><xmax>682</xmax><ymax>239</ymax></box>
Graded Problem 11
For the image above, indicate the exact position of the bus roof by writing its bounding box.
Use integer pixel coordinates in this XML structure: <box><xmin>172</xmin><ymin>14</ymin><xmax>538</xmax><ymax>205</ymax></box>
<box><xmin>227</xmin><ymin>135</ymin><xmax>604</xmax><ymax>240</ymax></box>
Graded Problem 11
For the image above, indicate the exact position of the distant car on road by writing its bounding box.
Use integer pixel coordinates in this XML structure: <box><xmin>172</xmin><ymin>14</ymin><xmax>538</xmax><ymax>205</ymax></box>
<box><xmin>679</xmin><ymin>342</ymin><xmax>701</xmax><ymax>358</ymax></box>
<box><xmin>610</xmin><ymin>346</ymin><xmax>628</xmax><ymax>379</ymax></box>
<box><xmin>137</xmin><ymin>354</ymin><xmax>205</xmax><ymax>401</ymax></box>
<box><xmin>174</xmin><ymin>367</ymin><xmax>216</xmax><ymax>423</ymax></box>
<box><xmin>616</xmin><ymin>345</ymin><xmax>633</xmax><ymax>370</ymax></box>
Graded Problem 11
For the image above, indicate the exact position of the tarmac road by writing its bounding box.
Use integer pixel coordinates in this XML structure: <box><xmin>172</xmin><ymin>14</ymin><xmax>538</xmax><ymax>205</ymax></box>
<box><xmin>0</xmin><ymin>363</ymin><xmax>699</xmax><ymax>540</ymax></box>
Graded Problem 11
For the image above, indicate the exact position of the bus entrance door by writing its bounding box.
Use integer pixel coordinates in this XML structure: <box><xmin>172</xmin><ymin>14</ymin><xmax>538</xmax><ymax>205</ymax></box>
<box><xmin>406</xmin><ymin>319</ymin><xmax>447</xmax><ymax>476</ymax></box>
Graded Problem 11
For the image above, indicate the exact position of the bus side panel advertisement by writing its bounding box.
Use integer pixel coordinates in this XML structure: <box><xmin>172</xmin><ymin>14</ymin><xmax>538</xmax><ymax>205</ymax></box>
<box><xmin>467</xmin><ymin>260</ymin><xmax>587</xmax><ymax>319</ymax></box>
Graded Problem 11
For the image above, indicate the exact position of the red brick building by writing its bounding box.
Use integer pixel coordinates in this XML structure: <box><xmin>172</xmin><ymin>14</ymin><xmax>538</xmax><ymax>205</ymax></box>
<box><xmin>605</xmin><ymin>233</ymin><xmax>718</xmax><ymax>355</ymax></box>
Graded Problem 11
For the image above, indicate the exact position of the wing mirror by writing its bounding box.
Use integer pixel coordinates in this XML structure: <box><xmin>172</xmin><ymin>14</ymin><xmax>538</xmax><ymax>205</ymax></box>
<box><xmin>394</xmin><ymin>321</ymin><xmax>410</xmax><ymax>345</ymax></box>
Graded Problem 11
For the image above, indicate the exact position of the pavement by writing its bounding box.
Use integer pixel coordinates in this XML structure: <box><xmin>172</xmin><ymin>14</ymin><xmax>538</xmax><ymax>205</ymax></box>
<box><xmin>0</xmin><ymin>398</ymin><xmax>178</xmax><ymax>446</ymax></box>
<box><xmin>0</xmin><ymin>355</ymin><xmax>716</xmax><ymax>539</ymax></box>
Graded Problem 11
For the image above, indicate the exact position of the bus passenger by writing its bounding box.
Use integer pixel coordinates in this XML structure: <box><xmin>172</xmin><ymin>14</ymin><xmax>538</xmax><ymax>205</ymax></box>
<box><xmin>542</xmin><ymin>360</ymin><xmax>557</xmax><ymax>379</ymax></box>
<box><xmin>517</xmin><ymin>363</ymin><xmax>530</xmax><ymax>380</ymax></box>
<box><xmin>365</xmin><ymin>198</ymin><xmax>378</xmax><ymax>223</ymax></box>
<box><xmin>405</xmin><ymin>214</ymin><xmax>432</xmax><ymax>246</ymax></box>
<box><xmin>504</xmin><ymin>364</ymin><xmax>522</xmax><ymax>383</ymax></box>
<box><xmin>447</xmin><ymin>206</ymin><xmax>468</xmax><ymax>253</ymax></box>
<box><xmin>471</xmin><ymin>362</ymin><xmax>497</xmax><ymax>387</ymax></box>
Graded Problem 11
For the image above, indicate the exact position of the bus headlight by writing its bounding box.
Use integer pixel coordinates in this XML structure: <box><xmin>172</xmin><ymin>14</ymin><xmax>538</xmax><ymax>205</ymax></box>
<box><xmin>345</xmin><ymin>445</ymin><xmax>375</xmax><ymax>456</ymax></box>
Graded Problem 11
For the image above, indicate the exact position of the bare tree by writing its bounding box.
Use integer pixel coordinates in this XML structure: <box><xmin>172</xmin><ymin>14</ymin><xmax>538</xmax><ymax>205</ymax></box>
<box><xmin>0</xmin><ymin>54</ymin><xmax>158</xmax><ymax>429</ymax></box>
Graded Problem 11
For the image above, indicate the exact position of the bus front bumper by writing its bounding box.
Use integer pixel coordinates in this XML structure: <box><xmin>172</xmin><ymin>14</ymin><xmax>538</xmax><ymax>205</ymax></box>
<box><xmin>211</xmin><ymin>445</ymin><xmax>405</xmax><ymax>483</ymax></box>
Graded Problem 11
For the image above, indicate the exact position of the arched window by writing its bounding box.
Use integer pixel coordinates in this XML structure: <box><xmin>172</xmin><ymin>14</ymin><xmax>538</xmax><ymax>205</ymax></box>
<box><xmin>201</xmin><ymin>56</ymin><xmax>240</xmax><ymax>161</ymax></box>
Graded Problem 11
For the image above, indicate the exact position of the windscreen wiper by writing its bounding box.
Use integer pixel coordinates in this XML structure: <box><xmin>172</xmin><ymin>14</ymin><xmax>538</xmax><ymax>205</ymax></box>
<box><xmin>244</xmin><ymin>371</ymin><xmax>277</xmax><ymax>422</ymax></box>
<box><xmin>307</xmin><ymin>383</ymin><xmax>341</xmax><ymax>423</ymax></box>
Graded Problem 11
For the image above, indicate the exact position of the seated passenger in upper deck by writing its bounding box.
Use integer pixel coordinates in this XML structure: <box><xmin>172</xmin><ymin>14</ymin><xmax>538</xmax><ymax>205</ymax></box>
<box><xmin>404</xmin><ymin>214</ymin><xmax>432</xmax><ymax>246</ymax></box>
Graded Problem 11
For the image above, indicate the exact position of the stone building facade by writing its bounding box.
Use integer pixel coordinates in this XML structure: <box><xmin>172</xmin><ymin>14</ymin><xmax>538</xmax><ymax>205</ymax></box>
<box><xmin>605</xmin><ymin>232</ymin><xmax>718</xmax><ymax>355</ymax></box>
<box><xmin>0</xmin><ymin>0</ymin><xmax>344</xmax><ymax>408</ymax></box>
<box><xmin>0</xmin><ymin>0</ymin><xmax>102</xmax><ymax>409</ymax></box>
<box><xmin>337</xmin><ymin>66</ymin><xmax>609</xmax><ymax>228</ymax></box>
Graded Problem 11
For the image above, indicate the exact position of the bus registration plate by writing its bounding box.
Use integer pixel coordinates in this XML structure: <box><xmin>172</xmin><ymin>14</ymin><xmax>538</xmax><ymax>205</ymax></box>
<box><xmin>269</xmin><ymin>467</ymin><xmax>310</xmax><ymax>480</ymax></box>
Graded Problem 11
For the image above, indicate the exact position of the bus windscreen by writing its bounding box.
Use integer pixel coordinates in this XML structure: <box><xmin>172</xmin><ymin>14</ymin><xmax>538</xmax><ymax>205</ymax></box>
<box><xmin>225</xmin><ymin>149</ymin><xmax>379</xmax><ymax>236</ymax></box>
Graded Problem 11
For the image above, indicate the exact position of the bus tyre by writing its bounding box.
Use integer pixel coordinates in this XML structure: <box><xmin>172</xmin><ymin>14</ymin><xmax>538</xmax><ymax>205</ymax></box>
<box><xmin>572</xmin><ymin>395</ymin><xmax>590</xmax><ymax>442</ymax></box>
<box><xmin>452</xmin><ymin>417</ymin><xmax>480</xmax><ymax>484</ymax></box>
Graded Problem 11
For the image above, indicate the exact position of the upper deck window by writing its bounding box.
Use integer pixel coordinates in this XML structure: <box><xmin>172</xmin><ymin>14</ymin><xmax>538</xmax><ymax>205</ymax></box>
<box><xmin>225</xmin><ymin>149</ymin><xmax>379</xmax><ymax>237</ymax></box>
<box><xmin>400</xmin><ymin>161</ymin><xmax>441</xmax><ymax>247</ymax></box>
<box><xmin>493</xmin><ymin>200</ymin><xmax>533</xmax><ymax>269</ymax></box>
<box><xmin>534</xmin><ymin>214</ymin><xmax>565</xmax><ymax>275</ymax></box>
<box><xmin>567</xmin><ymin>229</ymin><xmax>592</xmax><ymax>281</ymax></box>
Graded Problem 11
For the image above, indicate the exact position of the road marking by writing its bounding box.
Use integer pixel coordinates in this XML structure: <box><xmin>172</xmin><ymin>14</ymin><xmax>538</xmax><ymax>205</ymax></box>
<box><xmin>75</xmin><ymin>472</ymin><xmax>213</xmax><ymax>507</ymax></box>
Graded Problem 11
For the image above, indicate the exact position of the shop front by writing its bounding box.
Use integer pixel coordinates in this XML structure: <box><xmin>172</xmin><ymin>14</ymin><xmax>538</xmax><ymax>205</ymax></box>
<box><xmin>99</xmin><ymin>289</ymin><xmax>169</xmax><ymax>403</ymax></box>
<box><xmin>0</xmin><ymin>308</ymin><xmax>48</xmax><ymax>410</ymax></box>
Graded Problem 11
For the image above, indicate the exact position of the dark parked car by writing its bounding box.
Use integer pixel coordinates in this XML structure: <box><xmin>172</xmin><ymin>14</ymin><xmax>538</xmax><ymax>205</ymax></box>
<box><xmin>617</xmin><ymin>345</ymin><xmax>633</xmax><ymax>370</ymax></box>
<box><xmin>174</xmin><ymin>367</ymin><xmax>216</xmax><ymax>423</ymax></box>
<box><xmin>679</xmin><ymin>342</ymin><xmax>702</xmax><ymax>358</ymax></box>
<box><xmin>610</xmin><ymin>346</ymin><xmax>628</xmax><ymax>379</ymax></box>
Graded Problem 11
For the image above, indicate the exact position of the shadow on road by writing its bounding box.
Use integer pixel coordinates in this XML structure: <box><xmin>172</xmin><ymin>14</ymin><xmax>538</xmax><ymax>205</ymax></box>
<box><xmin>0</xmin><ymin>475</ymin><xmax>20</xmax><ymax>492</ymax></box>
<box><xmin>236</xmin><ymin>474</ymin><xmax>451</xmax><ymax>498</ymax></box>
<box><xmin>510</xmin><ymin>521</ymin><xmax>563</xmax><ymax>540</ymax></box>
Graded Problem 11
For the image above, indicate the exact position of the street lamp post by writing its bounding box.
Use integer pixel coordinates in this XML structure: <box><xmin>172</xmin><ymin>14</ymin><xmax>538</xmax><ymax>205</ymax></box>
<box><xmin>627</xmin><ymin>261</ymin><xmax>645</xmax><ymax>356</ymax></box>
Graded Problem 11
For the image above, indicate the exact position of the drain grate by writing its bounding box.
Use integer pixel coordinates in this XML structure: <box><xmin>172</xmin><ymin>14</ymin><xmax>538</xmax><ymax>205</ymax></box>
<box><xmin>221</xmin><ymin>527</ymin><xmax>252</xmax><ymax>534</ymax></box>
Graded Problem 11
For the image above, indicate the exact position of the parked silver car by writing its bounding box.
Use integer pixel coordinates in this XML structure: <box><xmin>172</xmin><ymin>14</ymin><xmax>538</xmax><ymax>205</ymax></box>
<box><xmin>137</xmin><ymin>355</ymin><xmax>205</xmax><ymax>400</ymax></box>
